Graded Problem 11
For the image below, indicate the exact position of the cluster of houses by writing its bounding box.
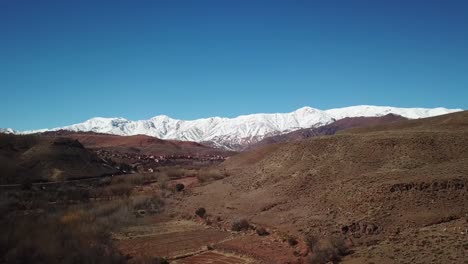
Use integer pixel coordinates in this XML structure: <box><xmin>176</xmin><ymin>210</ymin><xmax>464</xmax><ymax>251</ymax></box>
<box><xmin>95</xmin><ymin>149</ymin><xmax>227</xmax><ymax>173</ymax></box>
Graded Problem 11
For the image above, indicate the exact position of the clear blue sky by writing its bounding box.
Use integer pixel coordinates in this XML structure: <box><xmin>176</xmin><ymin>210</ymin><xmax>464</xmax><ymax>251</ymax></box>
<box><xmin>1</xmin><ymin>0</ymin><xmax>467</xmax><ymax>130</ymax></box>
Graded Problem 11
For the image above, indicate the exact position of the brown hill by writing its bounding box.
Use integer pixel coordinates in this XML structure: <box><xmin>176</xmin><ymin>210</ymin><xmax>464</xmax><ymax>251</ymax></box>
<box><xmin>173</xmin><ymin>111</ymin><xmax>468</xmax><ymax>263</ymax></box>
<box><xmin>41</xmin><ymin>130</ymin><xmax>233</xmax><ymax>157</ymax></box>
<box><xmin>0</xmin><ymin>134</ymin><xmax>118</xmax><ymax>184</ymax></box>
<box><xmin>247</xmin><ymin>114</ymin><xmax>407</xmax><ymax>150</ymax></box>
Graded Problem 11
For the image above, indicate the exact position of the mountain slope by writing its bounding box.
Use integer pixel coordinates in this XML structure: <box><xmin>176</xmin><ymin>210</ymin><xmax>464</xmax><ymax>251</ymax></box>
<box><xmin>41</xmin><ymin>130</ymin><xmax>233</xmax><ymax>156</ymax></box>
<box><xmin>16</xmin><ymin>105</ymin><xmax>462</xmax><ymax>150</ymax></box>
<box><xmin>172</xmin><ymin>110</ymin><xmax>468</xmax><ymax>263</ymax></box>
<box><xmin>0</xmin><ymin>134</ymin><xmax>118</xmax><ymax>184</ymax></box>
<box><xmin>247</xmin><ymin>114</ymin><xmax>407</xmax><ymax>150</ymax></box>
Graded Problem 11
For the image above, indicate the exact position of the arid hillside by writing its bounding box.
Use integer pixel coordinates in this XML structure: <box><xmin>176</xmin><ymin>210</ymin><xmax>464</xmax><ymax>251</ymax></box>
<box><xmin>0</xmin><ymin>134</ymin><xmax>117</xmax><ymax>184</ymax></box>
<box><xmin>41</xmin><ymin>130</ymin><xmax>233</xmax><ymax>156</ymax></box>
<box><xmin>173</xmin><ymin>111</ymin><xmax>468</xmax><ymax>263</ymax></box>
<box><xmin>247</xmin><ymin>114</ymin><xmax>407</xmax><ymax>150</ymax></box>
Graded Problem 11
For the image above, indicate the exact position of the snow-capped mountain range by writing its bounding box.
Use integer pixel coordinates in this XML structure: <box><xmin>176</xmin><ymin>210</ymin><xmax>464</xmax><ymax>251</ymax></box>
<box><xmin>5</xmin><ymin>105</ymin><xmax>463</xmax><ymax>150</ymax></box>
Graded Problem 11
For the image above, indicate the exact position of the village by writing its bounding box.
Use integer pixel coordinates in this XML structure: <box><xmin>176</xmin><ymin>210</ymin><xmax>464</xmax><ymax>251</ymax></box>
<box><xmin>95</xmin><ymin>149</ymin><xmax>228</xmax><ymax>173</ymax></box>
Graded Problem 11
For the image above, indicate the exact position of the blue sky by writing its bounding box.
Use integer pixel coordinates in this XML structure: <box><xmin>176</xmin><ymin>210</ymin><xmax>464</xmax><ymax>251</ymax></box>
<box><xmin>1</xmin><ymin>0</ymin><xmax>467</xmax><ymax>130</ymax></box>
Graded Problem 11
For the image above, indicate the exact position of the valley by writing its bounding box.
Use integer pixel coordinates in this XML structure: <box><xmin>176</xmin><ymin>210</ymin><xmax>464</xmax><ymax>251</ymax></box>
<box><xmin>3</xmin><ymin>0</ymin><xmax>467</xmax><ymax>263</ymax></box>
<box><xmin>1</xmin><ymin>110</ymin><xmax>467</xmax><ymax>263</ymax></box>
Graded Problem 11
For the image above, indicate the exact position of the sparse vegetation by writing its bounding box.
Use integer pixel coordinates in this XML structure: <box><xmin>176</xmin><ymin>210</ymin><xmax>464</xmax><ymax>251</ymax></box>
<box><xmin>0</xmin><ymin>166</ymin><xmax>168</xmax><ymax>264</ymax></box>
<box><xmin>197</xmin><ymin>168</ymin><xmax>229</xmax><ymax>183</ymax></box>
<box><xmin>287</xmin><ymin>236</ymin><xmax>298</xmax><ymax>246</ymax></box>
<box><xmin>129</xmin><ymin>256</ymin><xmax>169</xmax><ymax>264</ymax></box>
<box><xmin>160</xmin><ymin>167</ymin><xmax>194</xmax><ymax>179</ymax></box>
<box><xmin>132</xmin><ymin>195</ymin><xmax>165</xmax><ymax>215</ymax></box>
<box><xmin>305</xmin><ymin>234</ymin><xmax>319</xmax><ymax>251</ymax></box>
<box><xmin>307</xmin><ymin>235</ymin><xmax>350</xmax><ymax>264</ymax></box>
<box><xmin>231</xmin><ymin>218</ymin><xmax>250</xmax><ymax>231</ymax></box>
<box><xmin>175</xmin><ymin>183</ymin><xmax>185</xmax><ymax>192</ymax></box>
<box><xmin>195</xmin><ymin>207</ymin><xmax>206</xmax><ymax>218</ymax></box>
<box><xmin>0</xmin><ymin>210</ymin><xmax>126</xmax><ymax>264</ymax></box>
<box><xmin>256</xmin><ymin>227</ymin><xmax>269</xmax><ymax>236</ymax></box>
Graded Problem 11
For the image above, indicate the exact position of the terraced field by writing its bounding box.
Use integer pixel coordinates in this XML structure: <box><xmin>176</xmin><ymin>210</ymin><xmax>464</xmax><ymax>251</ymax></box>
<box><xmin>116</xmin><ymin>220</ymin><xmax>234</xmax><ymax>259</ymax></box>
<box><xmin>174</xmin><ymin>251</ymin><xmax>253</xmax><ymax>264</ymax></box>
<box><xmin>114</xmin><ymin>219</ymin><xmax>299</xmax><ymax>263</ymax></box>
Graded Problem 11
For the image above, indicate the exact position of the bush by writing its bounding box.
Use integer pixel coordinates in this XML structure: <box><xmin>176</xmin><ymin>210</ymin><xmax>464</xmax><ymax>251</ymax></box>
<box><xmin>287</xmin><ymin>236</ymin><xmax>298</xmax><ymax>246</ymax></box>
<box><xmin>195</xmin><ymin>207</ymin><xmax>206</xmax><ymax>218</ymax></box>
<box><xmin>93</xmin><ymin>183</ymin><xmax>133</xmax><ymax>199</ymax></box>
<box><xmin>157</xmin><ymin>173</ymin><xmax>169</xmax><ymax>190</ymax></box>
<box><xmin>112</xmin><ymin>174</ymin><xmax>151</xmax><ymax>186</ymax></box>
<box><xmin>231</xmin><ymin>218</ymin><xmax>250</xmax><ymax>232</ymax></box>
<box><xmin>66</xmin><ymin>187</ymin><xmax>90</xmax><ymax>201</ymax></box>
<box><xmin>305</xmin><ymin>234</ymin><xmax>319</xmax><ymax>251</ymax></box>
<box><xmin>175</xmin><ymin>183</ymin><xmax>185</xmax><ymax>192</ymax></box>
<box><xmin>197</xmin><ymin>168</ymin><xmax>228</xmax><ymax>183</ymax></box>
<box><xmin>88</xmin><ymin>200</ymin><xmax>136</xmax><ymax>228</ymax></box>
<box><xmin>21</xmin><ymin>179</ymin><xmax>33</xmax><ymax>190</ymax></box>
<box><xmin>118</xmin><ymin>163</ymin><xmax>133</xmax><ymax>173</ymax></box>
<box><xmin>329</xmin><ymin>236</ymin><xmax>349</xmax><ymax>256</ymax></box>
<box><xmin>309</xmin><ymin>247</ymin><xmax>335</xmax><ymax>264</ymax></box>
<box><xmin>132</xmin><ymin>195</ymin><xmax>165</xmax><ymax>214</ymax></box>
<box><xmin>162</xmin><ymin>167</ymin><xmax>192</xmax><ymax>179</ymax></box>
<box><xmin>0</xmin><ymin>210</ymin><xmax>126</xmax><ymax>264</ymax></box>
<box><xmin>130</xmin><ymin>256</ymin><xmax>169</xmax><ymax>264</ymax></box>
<box><xmin>307</xmin><ymin>236</ymin><xmax>349</xmax><ymax>264</ymax></box>
<box><xmin>256</xmin><ymin>227</ymin><xmax>269</xmax><ymax>236</ymax></box>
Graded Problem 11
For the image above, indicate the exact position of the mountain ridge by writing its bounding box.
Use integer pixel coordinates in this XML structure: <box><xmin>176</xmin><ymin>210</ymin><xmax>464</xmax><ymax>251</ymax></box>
<box><xmin>7</xmin><ymin>105</ymin><xmax>463</xmax><ymax>150</ymax></box>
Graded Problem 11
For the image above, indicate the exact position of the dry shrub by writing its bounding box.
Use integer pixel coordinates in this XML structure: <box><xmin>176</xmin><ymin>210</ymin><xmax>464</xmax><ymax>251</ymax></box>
<box><xmin>64</xmin><ymin>187</ymin><xmax>90</xmax><ymax>201</ymax></box>
<box><xmin>112</xmin><ymin>173</ymin><xmax>153</xmax><ymax>186</ymax></box>
<box><xmin>256</xmin><ymin>227</ymin><xmax>269</xmax><ymax>236</ymax></box>
<box><xmin>88</xmin><ymin>195</ymin><xmax>164</xmax><ymax>228</ymax></box>
<box><xmin>175</xmin><ymin>183</ymin><xmax>185</xmax><ymax>192</ymax></box>
<box><xmin>329</xmin><ymin>236</ymin><xmax>349</xmax><ymax>256</ymax></box>
<box><xmin>161</xmin><ymin>167</ymin><xmax>193</xmax><ymax>179</ymax></box>
<box><xmin>195</xmin><ymin>207</ymin><xmax>206</xmax><ymax>218</ymax></box>
<box><xmin>132</xmin><ymin>195</ymin><xmax>165</xmax><ymax>214</ymax></box>
<box><xmin>0</xmin><ymin>195</ymin><xmax>19</xmax><ymax>216</ymax></box>
<box><xmin>87</xmin><ymin>200</ymin><xmax>135</xmax><ymax>229</ymax></box>
<box><xmin>130</xmin><ymin>256</ymin><xmax>169</xmax><ymax>264</ymax></box>
<box><xmin>92</xmin><ymin>183</ymin><xmax>133</xmax><ymax>199</ymax></box>
<box><xmin>0</xmin><ymin>210</ymin><xmax>126</xmax><ymax>264</ymax></box>
<box><xmin>197</xmin><ymin>168</ymin><xmax>229</xmax><ymax>183</ymax></box>
<box><xmin>305</xmin><ymin>234</ymin><xmax>319</xmax><ymax>251</ymax></box>
<box><xmin>109</xmin><ymin>183</ymin><xmax>132</xmax><ymax>197</ymax></box>
<box><xmin>287</xmin><ymin>236</ymin><xmax>298</xmax><ymax>246</ymax></box>
<box><xmin>231</xmin><ymin>218</ymin><xmax>250</xmax><ymax>231</ymax></box>
<box><xmin>307</xmin><ymin>235</ymin><xmax>350</xmax><ymax>264</ymax></box>
<box><xmin>157</xmin><ymin>172</ymin><xmax>169</xmax><ymax>189</ymax></box>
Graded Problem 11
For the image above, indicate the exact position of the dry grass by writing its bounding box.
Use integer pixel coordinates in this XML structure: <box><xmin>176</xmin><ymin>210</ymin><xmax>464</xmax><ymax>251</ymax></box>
<box><xmin>0</xmin><ymin>210</ymin><xmax>126</xmax><ymax>264</ymax></box>
<box><xmin>307</xmin><ymin>236</ymin><xmax>350</xmax><ymax>264</ymax></box>
<box><xmin>231</xmin><ymin>218</ymin><xmax>250</xmax><ymax>232</ymax></box>
<box><xmin>197</xmin><ymin>168</ymin><xmax>229</xmax><ymax>183</ymax></box>
<box><xmin>0</xmin><ymin>177</ymin><xmax>167</xmax><ymax>264</ymax></box>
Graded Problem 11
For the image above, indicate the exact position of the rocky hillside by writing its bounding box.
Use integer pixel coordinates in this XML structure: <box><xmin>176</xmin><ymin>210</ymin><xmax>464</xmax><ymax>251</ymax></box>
<box><xmin>247</xmin><ymin>114</ymin><xmax>407</xmax><ymax>150</ymax></box>
<box><xmin>173</xmin><ymin>111</ymin><xmax>468</xmax><ymax>263</ymax></box>
<box><xmin>41</xmin><ymin>130</ymin><xmax>233</xmax><ymax>157</ymax></box>
<box><xmin>0</xmin><ymin>134</ymin><xmax>118</xmax><ymax>184</ymax></box>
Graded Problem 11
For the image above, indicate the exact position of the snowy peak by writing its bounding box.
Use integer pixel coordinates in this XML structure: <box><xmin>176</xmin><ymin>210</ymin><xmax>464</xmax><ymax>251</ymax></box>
<box><xmin>324</xmin><ymin>105</ymin><xmax>460</xmax><ymax>120</ymax></box>
<box><xmin>0</xmin><ymin>128</ymin><xmax>17</xmax><ymax>134</ymax></box>
<box><xmin>13</xmin><ymin>105</ymin><xmax>463</xmax><ymax>150</ymax></box>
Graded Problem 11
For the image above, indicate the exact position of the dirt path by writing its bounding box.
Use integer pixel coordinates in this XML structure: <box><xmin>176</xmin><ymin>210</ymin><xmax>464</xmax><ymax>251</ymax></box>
<box><xmin>173</xmin><ymin>251</ymin><xmax>254</xmax><ymax>264</ymax></box>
